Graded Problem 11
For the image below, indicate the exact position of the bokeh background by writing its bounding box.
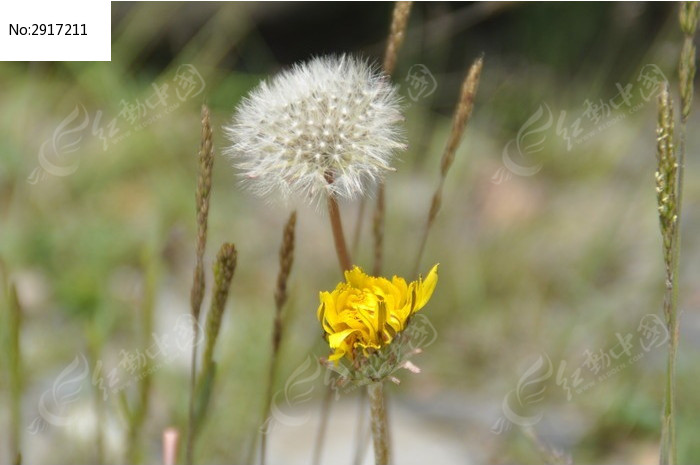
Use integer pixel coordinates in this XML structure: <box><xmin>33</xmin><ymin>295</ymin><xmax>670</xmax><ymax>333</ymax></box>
<box><xmin>1</xmin><ymin>2</ymin><xmax>700</xmax><ymax>464</ymax></box>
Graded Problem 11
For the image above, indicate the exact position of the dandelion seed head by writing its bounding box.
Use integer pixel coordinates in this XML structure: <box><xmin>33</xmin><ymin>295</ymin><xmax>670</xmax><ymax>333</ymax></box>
<box><xmin>224</xmin><ymin>55</ymin><xmax>405</xmax><ymax>204</ymax></box>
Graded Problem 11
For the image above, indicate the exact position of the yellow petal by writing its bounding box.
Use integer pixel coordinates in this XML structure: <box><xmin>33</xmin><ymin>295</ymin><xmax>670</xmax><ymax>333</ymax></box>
<box><xmin>413</xmin><ymin>264</ymin><xmax>438</xmax><ymax>313</ymax></box>
<box><xmin>317</xmin><ymin>291</ymin><xmax>328</xmax><ymax>322</ymax></box>
<box><xmin>391</xmin><ymin>275</ymin><xmax>408</xmax><ymax>302</ymax></box>
<box><xmin>318</xmin><ymin>291</ymin><xmax>341</xmax><ymax>334</ymax></box>
<box><xmin>328</xmin><ymin>349</ymin><xmax>346</xmax><ymax>362</ymax></box>
<box><xmin>328</xmin><ymin>328</ymin><xmax>358</xmax><ymax>349</ymax></box>
<box><xmin>318</xmin><ymin>264</ymin><xmax>438</xmax><ymax>361</ymax></box>
<box><xmin>344</xmin><ymin>266</ymin><xmax>369</xmax><ymax>289</ymax></box>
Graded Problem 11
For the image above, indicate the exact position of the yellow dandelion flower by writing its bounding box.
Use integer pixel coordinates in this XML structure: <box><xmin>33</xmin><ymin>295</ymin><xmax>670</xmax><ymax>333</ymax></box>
<box><xmin>317</xmin><ymin>264</ymin><xmax>438</xmax><ymax>362</ymax></box>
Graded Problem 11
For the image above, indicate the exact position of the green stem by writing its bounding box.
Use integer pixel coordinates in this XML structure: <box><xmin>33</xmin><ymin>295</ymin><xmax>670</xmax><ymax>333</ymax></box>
<box><xmin>367</xmin><ymin>382</ymin><xmax>389</xmax><ymax>465</ymax></box>
<box><xmin>8</xmin><ymin>283</ymin><xmax>22</xmax><ymax>465</ymax></box>
<box><xmin>260</xmin><ymin>346</ymin><xmax>281</xmax><ymax>465</ymax></box>
<box><xmin>186</xmin><ymin>322</ymin><xmax>199</xmax><ymax>465</ymax></box>
<box><xmin>661</xmin><ymin>118</ymin><xmax>686</xmax><ymax>465</ymax></box>
<box><xmin>88</xmin><ymin>338</ymin><xmax>105</xmax><ymax>465</ymax></box>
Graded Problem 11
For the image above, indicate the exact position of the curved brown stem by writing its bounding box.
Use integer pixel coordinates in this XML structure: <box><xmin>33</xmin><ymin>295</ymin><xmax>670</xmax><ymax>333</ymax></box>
<box><xmin>327</xmin><ymin>194</ymin><xmax>353</xmax><ymax>273</ymax></box>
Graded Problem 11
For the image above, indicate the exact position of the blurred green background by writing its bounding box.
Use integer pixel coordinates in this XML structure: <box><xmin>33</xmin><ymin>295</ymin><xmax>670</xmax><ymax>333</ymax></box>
<box><xmin>1</xmin><ymin>2</ymin><xmax>699</xmax><ymax>464</ymax></box>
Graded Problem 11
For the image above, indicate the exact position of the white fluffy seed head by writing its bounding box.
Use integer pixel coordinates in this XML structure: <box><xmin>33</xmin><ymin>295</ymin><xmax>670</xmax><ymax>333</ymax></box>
<box><xmin>224</xmin><ymin>55</ymin><xmax>405</xmax><ymax>205</ymax></box>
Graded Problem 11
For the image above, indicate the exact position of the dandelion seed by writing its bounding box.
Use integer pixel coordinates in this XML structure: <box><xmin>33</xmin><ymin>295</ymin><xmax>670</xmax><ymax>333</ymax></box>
<box><xmin>225</xmin><ymin>55</ymin><xmax>405</xmax><ymax>204</ymax></box>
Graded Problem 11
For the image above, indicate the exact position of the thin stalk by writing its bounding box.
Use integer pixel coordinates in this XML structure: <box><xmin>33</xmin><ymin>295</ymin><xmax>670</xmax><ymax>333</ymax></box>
<box><xmin>662</xmin><ymin>124</ymin><xmax>684</xmax><ymax>465</ymax></box>
<box><xmin>413</xmin><ymin>57</ymin><xmax>483</xmax><ymax>277</ymax></box>
<box><xmin>373</xmin><ymin>1</ymin><xmax>413</xmax><ymax>277</ymax></box>
<box><xmin>187</xmin><ymin>105</ymin><xmax>214</xmax><ymax>465</ymax></box>
<box><xmin>351</xmin><ymin>389</ymin><xmax>369</xmax><ymax>465</ymax></box>
<box><xmin>656</xmin><ymin>83</ymin><xmax>680</xmax><ymax>465</ymax></box>
<box><xmin>88</xmin><ymin>339</ymin><xmax>105</xmax><ymax>465</ymax></box>
<box><xmin>659</xmin><ymin>4</ymin><xmax>697</xmax><ymax>459</ymax></box>
<box><xmin>327</xmin><ymin>194</ymin><xmax>353</xmax><ymax>273</ymax></box>
<box><xmin>8</xmin><ymin>282</ymin><xmax>22</xmax><ymax>465</ymax></box>
<box><xmin>351</xmin><ymin>199</ymin><xmax>367</xmax><ymax>256</ymax></box>
<box><xmin>260</xmin><ymin>212</ymin><xmax>297</xmax><ymax>465</ymax></box>
<box><xmin>125</xmin><ymin>246</ymin><xmax>158</xmax><ymax>464</ymax></box>
<box><xmin>260</xmin><ymin>353</ymin><xmax>280</xmax><ymax>465</ymax></box>
<box><xmin>367</xmin><ymin>382</ymin><xmax>389</xmax><ymax>465</ymax></box>
<box><xmin>186</xmin><ymin>330</ymin><xmax>199</xmax><ymax>465</ymax></box>
<box><xmin>660</xmin><ymin>189</ymin><xmax>680</xmax><ymax>465</ymax></box>
<box><xmin>311</xmin><ymin>386</ymin><xmax>334</xmax><ymax>465</ymax></box>
<box><xmin>372</xmin><ymin>187</ymin><xmax>385</xmax><ymax>276</ymax></box>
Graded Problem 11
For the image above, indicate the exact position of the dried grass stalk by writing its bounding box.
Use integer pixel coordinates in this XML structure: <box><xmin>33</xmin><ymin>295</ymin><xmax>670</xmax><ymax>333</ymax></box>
<box><xmin>273</xmin><ymin>211</ymin><xmax>296</xmax><ymax>350</ymax></box>
<box><xmin>656</xmin><ymin>83</ymin><xmax>679</xmax><ymax>465</ymax></box>
<box><xmin>187</xmin><ymin>104</ymin><xmax>215</xmax><ymax>465</ymax></box>
<box><xmin>201</xmin><ymin>242</ymin><xmax>238</xmax><ymax>374</ymax></box>
<box><xmin>190</xmin><ymin>242</ymin><xmax>237</xmax><ymax>455</ymax></box>
<box><xmin>371</xmin><ymin>1</ymin><xmax>414</xmax><ymax>276</ymax></box>
<box><xmin>658</xmin><ymin>9</ymin><xmax>697</xmax><ymax>462</ymax></box>
<box><xmin>261</xmin><ymin>212</ymin><xmax>297</xmax><ymax>465</ymax></box>
<box><xmin>656</xmin><ymin>84</ymin><xmax>677</xmax><ymax>278</ymax></box>
<box><xmin>413</xmin><ymin>57</ymin><xmax>483</xmax><ymax>276</ymax></box>
<box><xmin>383</xmin><ymin>1</ymin><xmax>413</xmax><ymax>76</ymax></box>
<box><xmin>125</xmin><ymin>246</ymin><xmax>159</xmax><ymax>465</ymax></box>
<box><xmin>679</xmin><ymin>1</ymin><xmax>698</xmax><ymax>122</ymax></box>
<box><xmin>191</xmin><ymin>105</ymin><xmax>214</xmax><ymax>321</ymax></box>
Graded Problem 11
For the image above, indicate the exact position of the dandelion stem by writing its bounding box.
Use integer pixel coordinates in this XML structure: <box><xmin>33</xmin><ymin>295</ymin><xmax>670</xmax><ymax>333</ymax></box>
<box><xmin>368</xmin><ymin>382</ymin><xmax>389</xmax><ymax>465</ymax></box>
<box><xmin>327</xmin><ymin>194</ymin><xmax>353</xmax><ymax>273</ymax></box>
